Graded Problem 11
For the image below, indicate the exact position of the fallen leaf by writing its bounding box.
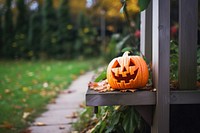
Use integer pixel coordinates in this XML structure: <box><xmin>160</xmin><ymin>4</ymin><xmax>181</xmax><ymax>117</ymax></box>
<box><xmin>60</xmin><ymin>90</ymin><xmax>75</xmax><ymax>94</ymax></box>
<box><xmin>34</xmin><ymin>122</ymin><xmax>46</xmax><ymax>126</ymax></box>
<box><xmin>80</xmin><ymin>70</ymin><xmax>85</xmax><ymax>75</ymax></box>
<box><xmin>120</xmin><ymin>89</ymin><xmax>136</xmax><ymax>92</ymax></box>
<box><xmin>70</xmin><ymin>74</ymin><xmax>77</xmax><ymax>80</ymax></box>
<box><xmin>22</xmin><ymin>98</ymin><xmax>27</xmax><ymax>102</ymax></box>
<box><xmin>59</xmin><ymin>126</ymin><xmax>65</xmax><ymax>129</ymax></box>
<box><xmin>43</xmin><ymin>82</ymin><xmax>49</xmax><ymax>88</ymax></box>
<box><xmin>24</xmin><ymin>107</ymin><xmax>34</xmax><ymax>112</ymax></box>
<box><xmin>49</xmin><ymin>98</ymin><xmax>56</xmax><ymax>104</ymax></box>
<box><xmin>23</xmin><ymin>112</ymin><xmax>31</xmax><ymax>119</ymax></box>
<box><xmin>32</xmin><ymin>79</ymin><xmax>38</xmax><ymax>84</ymax></box>
<box><xmin>79</xmin><ymin>103</ymin><xmax>85</xmax><ymax>108</ymax></box>
<box><xmin>13</xmin><ymin>105</ymin><xmax>22</xmax><ymax>109</ymax></box>
<box><xmin>88</xmin><ymin>80</ymin><xmax>113</xmax><ymax>92</ymax></box>
<box><xmin>66</xmin><ymin>112</ymin><xmax>78</xmax><ymax>119</ymax></box>
<box><xmin>22</xmin><ymin>87</ymin><xmax>29</xmax><ymax>92</ymax></box>
<box><xmin>71</xmin><ymin>131</ymin><xmax>79</xmax><ymax>133</ymax></box>
<box><xmin>0</xmin><ymin>121</ymin><xmax>13</xmax><ymax>129</ymax></box>
<box><xmin>89</xmin><ymin>79</ymin><xmax>153</xmax><ymax>92</ymax></box>
<box><xmin>4</xmin><ymin>89</ymin><xmax>11</xmax><ymax>94</ymax></box>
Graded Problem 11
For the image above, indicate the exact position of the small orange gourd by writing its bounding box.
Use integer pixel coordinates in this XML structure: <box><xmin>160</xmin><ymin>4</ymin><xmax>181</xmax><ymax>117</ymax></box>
<box><xmin>107</xmin><ymin>51</ymin><xmax>149</xmax><ymax>89</ymax></box>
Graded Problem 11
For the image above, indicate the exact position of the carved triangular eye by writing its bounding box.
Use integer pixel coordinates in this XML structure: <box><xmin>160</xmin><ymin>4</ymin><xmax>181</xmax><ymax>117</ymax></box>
<box><xmin>112</xmin><ymin>60</ymin><xmax>121</xmax><ymax>68</ymax></box>
<box><xmin>129</xmin><ymin>59</ymin><xmax>135</xmax><ymax>66</ymax></box>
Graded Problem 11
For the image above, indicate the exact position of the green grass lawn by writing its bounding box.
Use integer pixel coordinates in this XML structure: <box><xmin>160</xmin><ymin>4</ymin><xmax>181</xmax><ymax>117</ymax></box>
<box><xmin>0</xmin><ymin>59</ymin><xmax>101</xmax><ymax>133</ymax></box>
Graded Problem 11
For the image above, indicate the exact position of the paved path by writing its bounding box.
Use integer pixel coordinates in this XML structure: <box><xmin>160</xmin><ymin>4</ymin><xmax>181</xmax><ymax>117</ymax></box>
<box><xmin>29</xmin><ymin>71</ymin><xmax>94</xmax><ymax>133</ymax></box>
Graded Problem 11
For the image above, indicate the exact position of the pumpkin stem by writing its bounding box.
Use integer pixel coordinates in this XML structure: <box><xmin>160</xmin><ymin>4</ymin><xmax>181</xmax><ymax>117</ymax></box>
<box><xmin>123</xmin><ymin>51</ymin><xmax>130</xmax><ymax>57</ymax></box>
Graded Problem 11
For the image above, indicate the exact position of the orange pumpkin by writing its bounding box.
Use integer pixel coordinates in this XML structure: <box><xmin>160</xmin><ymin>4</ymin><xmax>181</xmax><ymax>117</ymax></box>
<box><xmin>107</xmin><ymin>51</ymin><xmax>149</xmax><ymax>89</ymax></box>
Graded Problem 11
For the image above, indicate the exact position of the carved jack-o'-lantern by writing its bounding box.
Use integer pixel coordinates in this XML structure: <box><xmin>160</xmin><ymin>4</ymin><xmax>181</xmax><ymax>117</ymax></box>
<box><xmin>107</xmin><ymin>51</ymin><xmax>149</xmax><ymax>89</ymax></box>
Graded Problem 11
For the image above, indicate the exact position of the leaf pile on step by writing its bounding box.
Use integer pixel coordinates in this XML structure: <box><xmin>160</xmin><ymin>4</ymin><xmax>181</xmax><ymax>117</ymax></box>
<box><xmin>88</xmin><ymin>80</ymin><xmax>114</xmax><ymax>92</ymax></box>
<box><xmin>88</xmin><ymin>80</ymin><xmax>138</xmax><ymax>93</ymax></box>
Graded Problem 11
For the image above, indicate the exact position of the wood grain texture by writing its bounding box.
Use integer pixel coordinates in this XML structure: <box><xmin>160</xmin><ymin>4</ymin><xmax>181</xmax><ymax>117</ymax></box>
<box><xmin>170</xmin><ymin>90</ymin><xmax>200</xmax><ymax>104</ymax></box>
<box><xmin>152</xmin><ymin>0</ymin><xmax>170</xmax><ymax>132</ymax></box>
<box><xmin>86</xmin><ymin>89</ymin><xmax>200</xmax><ymax>106</ymax></box>
<box><xmin>178</xmin><ymin>0</ymin><xmax>198</xmax><ymax>90</ymax></box>
<box><xmin>86</xmin><ymin>89</ymin><xmax>156</xmax><ymax>106</ymax></box>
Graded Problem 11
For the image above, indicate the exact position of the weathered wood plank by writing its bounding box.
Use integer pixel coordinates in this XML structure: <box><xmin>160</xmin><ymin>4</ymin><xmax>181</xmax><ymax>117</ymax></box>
<box><xmin>86</xmin><ymin>89</ymin><xmax>156</xmax><ymax>106</ymax></box>
<box><xmin>86</xmin><ymin>89</ymin><xmax>200</xmax><ymax>106</ymax></box>
<box><xmin>151</xmin><ymin>0</ymin><xmax>170</xmax><ymax>132</ymax></box>
<box><xmin>170</xmin><ymin>90</ymin><xmax>200</xmax><ymax>104</ymax></box>
<box><xmin>179</xmin><ymin>0</ymin><xmax>198</xmax><ymax>90</ymax></box>
<box><xmin>140</xmin><ymin>0</ymin><xmax>152</xmax><ymax>62</ymax></box>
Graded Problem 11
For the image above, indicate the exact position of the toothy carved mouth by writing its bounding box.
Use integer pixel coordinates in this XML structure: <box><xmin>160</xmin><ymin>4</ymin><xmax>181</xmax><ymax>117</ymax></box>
<box><xmin>112</xmin><ymin>69</ymin><xmax>138</xmax><ymax>83</ymax></box>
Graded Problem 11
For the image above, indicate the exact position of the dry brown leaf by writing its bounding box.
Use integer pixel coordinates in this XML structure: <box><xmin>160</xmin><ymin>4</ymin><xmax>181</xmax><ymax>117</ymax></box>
<box><xmin>89</xmin><ymin>79</ymin><xmax>153</xmax><ymax>93</ymax></box>
<box><xmin>34</xmin><ymin>122</ymin><xmax>46</xmax><ymax>126</ymax></box>
<box><xmin>4</xmin><ymin>89</ymin><xmax>11</xmax><ymax>94</ymax></box>
<box><xmin>20</xmin><ymin>129</ymin><xmax>32</xmax><ymax>133</ymax></box>
<box><xmin>13</xmin><ymin>105</ymin><xmax>22</xmax><ymax>109</ymax></box>
<box><xmin>62</xmin><ymin>90</ymin><xmax>75</xmax><ymax>94</ymax></box>
<box><xmin>120</xmin><ymin>89</ymin><xmax>137</xmax><ymax>92</ymax></box>
<box><xmin>88</xmin><ymin>80</ymin><xmax>113</xmax><ymax>92</ymax></box>
<box><xmin>79</xmin><ymin>103</ymin><xmax>85</xmax><ymax>108</ymax></box>
<box><xmin>66</xmin><ymin>112</ymin><xmax>78</xmax><ymax>119</ymax></box>
<box><xmin>0</xmin><ymin>121</ymin><xmax>13</xmax><ymax>129</ymax></box>
<box><xmin>49</xmin><ymin>98</ymin><xmax>56</xmax><ymax>104</ymax></box>
<box><xmin>59</xmin><ymin>126</ymin><xmax>65</xmax><ymax>129</ymax></box>
<box><xmin>70</xmin><ymin>74</ymin><xmax>77</xmax><ymax>80</ymax></box>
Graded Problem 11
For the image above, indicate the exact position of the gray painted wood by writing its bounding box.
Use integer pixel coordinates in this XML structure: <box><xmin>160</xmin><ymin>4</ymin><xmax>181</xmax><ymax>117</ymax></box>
<box><xmin>140</xmin><ymin>1</ymin><xmax>152</xmax><ymax>62</ymax></box>
<box><xmin>86</xmin><ymin>89</ymin><xmax>200</xmax><ymax>106</ymax></box>
<box><xmin>86</xmin><ymin>89</ymin><xmax>156</xmax><ymax>106</ymax></box>
<box><xmin>178</xmin><ymin>0</ymin><xmax>198</xmax><ymax>90</ymax></box>
<box><xmin>170</xmin><ymin>90</ymin><xmax>200</xmax><ymax>104</ymax></box>
<box><xmin>152</xmin><ymin>0</ymin><xmax>170</xmax><ymax>132</ymax></box>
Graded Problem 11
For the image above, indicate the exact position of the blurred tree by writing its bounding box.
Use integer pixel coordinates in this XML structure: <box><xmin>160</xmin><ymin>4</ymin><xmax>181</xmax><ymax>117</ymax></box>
<box><xmin>75</xmin><ymin>12</ymin><xmax>99</xmax><ymax>57</ymax></box>
<box><xmin>2</xmin><ymin>0</ymin><xmax>14</xmax><ymax>58</ymax></box>
<box><xmin>16</xmin><ymin>0</ymin><xmax>29</xmax><ymax>33</ymax></box>
<box><xmin>13</xmin><ymin>0</ymin><xmax>30</xmax><ymax>58</ymax></box>
<box><xmin>74</xmin><ymin>12</ymin><xmax>86</xmax><ymax>57</ymax></box>
<box><xmin>57</xmin><ymin>0</ymin><xmax>74</xmax><ymax>59</ymax></box>
<box><xmin>28</xmin><ymin>2</ymin><xmax>42</xmax><ymax>59</ymax></box>
<box><xmin>41</xmin><ymin>0</ymin><xmax>57</xmax><ymax>58</ymax></box>
<box><xmin>0</xmin><ymin>10</ymin><xmax>2</xmax><ymax>58</ymax></box>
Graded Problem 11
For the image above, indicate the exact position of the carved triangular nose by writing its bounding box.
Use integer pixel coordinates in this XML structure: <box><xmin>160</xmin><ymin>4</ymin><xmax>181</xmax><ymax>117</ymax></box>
<box><xmin>122</xmin><ymin>66</ymin><xmax>127</xmax><ymax>72</ymax></box>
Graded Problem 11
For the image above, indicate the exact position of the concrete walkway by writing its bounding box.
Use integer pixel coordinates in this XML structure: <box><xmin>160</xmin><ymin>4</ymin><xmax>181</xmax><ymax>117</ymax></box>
<box><xmin>29</xmin><ymin>71</ymin><xmax>94</xmax><ymax>133</ymax></box>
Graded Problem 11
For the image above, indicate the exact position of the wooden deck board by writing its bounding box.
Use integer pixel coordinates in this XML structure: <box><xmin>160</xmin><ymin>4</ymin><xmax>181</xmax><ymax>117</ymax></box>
<box><xmin>86</xmin><ymin>89</ymin><xmax>200</xmax><ymax>106</ymax></box>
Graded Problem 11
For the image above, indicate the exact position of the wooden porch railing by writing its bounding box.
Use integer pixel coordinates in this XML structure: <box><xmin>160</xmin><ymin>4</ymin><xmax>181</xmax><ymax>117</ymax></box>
<box><xmin>86</xmin><ymin>0</ymin><xmax>199</xmax><ymax>133</ymax></box>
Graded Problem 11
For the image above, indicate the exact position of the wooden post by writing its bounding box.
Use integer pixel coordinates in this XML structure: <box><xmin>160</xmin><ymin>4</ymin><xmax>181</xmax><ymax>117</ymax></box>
<box><xmin>140</xmin><ymin>1</ymin><xmax>152</xmax><ymax>62</ymax></box>
<box><xmin>178</xmin><ymin>0</ymin><xmax>198</xmax><ymax>90</ymax></box>
<box><xmin>152</xmin><ymin>0</ymin><xmax>170</xmax><ymax>133</ymax></box>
